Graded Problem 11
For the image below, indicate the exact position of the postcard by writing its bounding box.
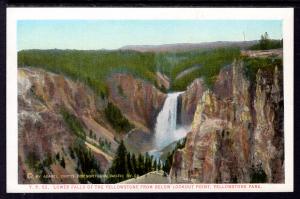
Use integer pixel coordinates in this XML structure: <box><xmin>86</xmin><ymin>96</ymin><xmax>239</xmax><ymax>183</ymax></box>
<box><xmin>6</xmin><ymin>7</ymin><xmax>294</xmax><ymax>192</ymax></box>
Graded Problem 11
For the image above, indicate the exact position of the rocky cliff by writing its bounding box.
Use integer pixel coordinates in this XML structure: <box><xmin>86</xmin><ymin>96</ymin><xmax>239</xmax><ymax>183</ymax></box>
<box><xmin>178</xmin><ymin>78</ymin><xmax>205</xmax><ymax>126</ymax></box>
<box><xmin>178</xmin><ymin>65</ymin><xmax>234</xmax><ymax>127</ymax></box>
<box><xmin>18</xmin><ymin>68</ymin><xmax>168</xmax><ymax>183</ymax></box>
<box><xmin>18</xmin><ymin>68</ymin><xmax>117</xmax><ymax>183</ymax></box>
<box><xmin>106</xmin><ymin>73</ymin><xmax>166</xmax><ymax>132</ymax></box>
<box><xmin>170</xmin><ymin>58</ymin><xmax>284</xmax><ymax>183</ymax></box>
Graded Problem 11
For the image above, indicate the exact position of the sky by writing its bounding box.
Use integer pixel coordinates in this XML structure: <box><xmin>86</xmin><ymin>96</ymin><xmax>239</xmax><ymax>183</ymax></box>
<box><xmin>17</xmin><ymin>20</ymin><xmax>282</xmax><ymax>51</ymax></box>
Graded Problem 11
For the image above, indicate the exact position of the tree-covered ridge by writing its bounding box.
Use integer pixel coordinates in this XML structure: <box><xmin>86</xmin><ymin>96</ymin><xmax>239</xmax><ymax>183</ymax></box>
<box><xmin>18</xmin><ymin>33</ymin><xmax>283</xmax><ymax>94</ymax></box>
<box><xmin>104</xmin><ymin>102</ymin><xmax>133</xmax><ymax>133</ymax></box>
<box><xmin>70</xmin><ymin>139</ymin><xmax>103</xmax><ymax>184</ymax></box>
<box><xmin>249</xmin><ymin>32</ymin><xmax>283</xmax><ymax>50</ymax></box>
<box><xmin>60</xmin><ymin>108</ymin><xmax>86</xmax><ymax>139</ymax></box>
<box><xmin>59</xmin><ymin>108</ymin><xmax>108</xmax><ymax>183</ymax></box>
<box><xmin>18</xmin><ymin>49</ymin><xmax>159</xmax><ymax>97</ymax></box>
<box><xmin>170</xmin><ymin>48</ymin><xmax>240</xmax><ymax>90</ymax></box>
<box><xmin>18</xmin><ymin>47</ymin><xmax>241</xmax><ymax>95</ymax></box>
<box><xmin>243</xmin><ymin>56</ymin><xmax>283</xmax><ymax>82</ymax></box>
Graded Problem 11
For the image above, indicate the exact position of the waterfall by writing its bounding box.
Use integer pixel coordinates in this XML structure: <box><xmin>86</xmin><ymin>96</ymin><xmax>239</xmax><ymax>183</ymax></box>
<box><xmin>154</xmin><ymin>92</ymin><xmax>183</xmax><ymax>150</ymax></box>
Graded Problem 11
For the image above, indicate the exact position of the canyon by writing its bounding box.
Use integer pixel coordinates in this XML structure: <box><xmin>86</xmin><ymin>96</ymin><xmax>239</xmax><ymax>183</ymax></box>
<box><xmin>18</xmin><ymin>49</ymin><xmax>283</xmax><ymax>184</ymax></box>
<box><xmin>18</xmin><ymin>68</ymin><xmax>166</xmax><ymax>183</ymax></box>
<box><xmin>170</xmin><ymin>56</ymin><xmax>284</xmax><ymax>183</ymax></box>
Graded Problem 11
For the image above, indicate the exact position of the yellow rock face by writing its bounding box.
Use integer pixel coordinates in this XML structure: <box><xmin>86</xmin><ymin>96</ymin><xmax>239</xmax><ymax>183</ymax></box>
<box><xmin>170</xmin><ymin>58</ymin><xmax>284</xmax><ymax>183</ymax></box>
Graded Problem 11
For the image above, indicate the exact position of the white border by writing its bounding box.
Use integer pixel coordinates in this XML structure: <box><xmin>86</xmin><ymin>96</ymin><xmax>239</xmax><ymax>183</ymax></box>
<box><xmin>6</xmin><ymin>8</ymin><xmax>294</xmax><ymax>193</ymax></box>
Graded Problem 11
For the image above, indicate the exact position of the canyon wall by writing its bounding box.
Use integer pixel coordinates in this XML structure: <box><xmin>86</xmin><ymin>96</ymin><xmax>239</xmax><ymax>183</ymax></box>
<box><xmin>18</xmin><ymin>68</ymin><xmax>117</xmax><ymax>183</ymax></box>
<box><xmin>106</xmin><ymin>73</ymin><xmax>166</xmax><ymax>132</ymax></box>
<box><xmin>170</xmin><ymin>59</ymin><xmax>284</xmax><ymax>183</ymax></box>
<box><xmin>18</xmin><ymin>68</ymin><xmax>167</xmax><ymax>183</ymax></box>
<box><xmin>178</xmin><ymin>78</ymin><xmax>205</xmax><ymax>126</ymax></box>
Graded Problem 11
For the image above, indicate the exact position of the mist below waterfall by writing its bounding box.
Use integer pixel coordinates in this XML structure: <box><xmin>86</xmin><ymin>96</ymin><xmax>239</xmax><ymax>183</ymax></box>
<box><xmin>124</xmin><ymin>91</ymin><xmax>190</xmax><ymax>159</ymax></box>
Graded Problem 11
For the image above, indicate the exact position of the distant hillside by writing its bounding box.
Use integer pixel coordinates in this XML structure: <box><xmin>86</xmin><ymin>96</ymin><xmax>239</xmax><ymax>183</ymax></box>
<box><xmin>120</xmin><ymin>40</ymin><xmax>258</xmax><ymax>53</ymax></box>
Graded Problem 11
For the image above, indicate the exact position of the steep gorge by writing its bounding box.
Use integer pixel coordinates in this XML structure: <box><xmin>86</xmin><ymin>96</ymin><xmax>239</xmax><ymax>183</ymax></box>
<box><xmin>17</xmin><ymin>49</ymin><xmax>284</xmax><ymax>184</ymax></box>
<box><xmin>18</xmin><ymin>68</ymin><xmax>166</xmax><ymax>183</ymax></box>
<box><xmin>170</xmin><ymin>57</ymin><xmax>284</xmax><ymax>183</ymax></box>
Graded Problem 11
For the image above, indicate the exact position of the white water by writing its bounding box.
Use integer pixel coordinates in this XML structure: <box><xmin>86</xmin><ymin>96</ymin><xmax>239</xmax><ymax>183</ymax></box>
<box><xmin>154</xmin><ymin>92</ymin><xmax>185</xmax><ymax>150</ymax></box>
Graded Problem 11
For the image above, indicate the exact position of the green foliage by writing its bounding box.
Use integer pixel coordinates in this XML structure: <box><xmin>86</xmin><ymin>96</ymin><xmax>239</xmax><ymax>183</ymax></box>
<box><xmin>175</xmin><ymin>137</ymin><xmax>186</xmax><ymax>149</ymax></box>
<box><xmin>104</xmin><ymin>102</ymin><xmax>133</xmax><ymax>133</ymax></box>
<box><xmin>157</xmin><ymin>160</ymin><xmax>162</xmax><ymax>171</ymax></box>
<box><xmin>162</xmin><ymin>138</ymin><xmax>186</xmax><ymax>174</ymax></box>
<box><xmin>107</xmin><ymin>140</ymin><xmax>128</xmax><ymax>183</ymax></box>
<box><xmin>18</xmin><ymin>47</ymin><xmax>241</xmax><ymax>95</ymax></box>
<box><xmin>153</xmin><ymin>159</ymin><xmax>157</xmax><ymax>171</ymax></box>
<box><xmin>144</xmin><ymin>152</ymin><xmax>153</xmax><ymax>173</ymax></box>
<box><xmin>170</xmin><ymin>48</ymin><xmax>240</xmax><ymax>90</ymax></box>
<box><xmin>71</xmin><ymin>139</ymin><xmax>102</xmax><ymax>183</ymax></box>
<box><xmin>137</xmin><ymin>153</ymin><xmax>145</xmax><ymax>176</ymax></box>
<box><xmin>18</xmin><ymin>49</ymin><xmax>160</xmax><ymax>97</ymax></box>
<box><xmin>160</xmin><ymin>84</ymin><xmax>167</xmax><ymax>93</ymax></box>
<box><xmin>250</xmin><ymin>163</ymin><xmax>267</xmax><ymax>183</ymax></box>
<box><xmin>26</xmin><ymin>151</ymin><xmax>39</xmax><ymax>169</ymax></box>
<box><xmin>243</xmin><ymin>57</ymin><xmax>283</xmax><ymax>82</ymax></box>
<box><xmin>127</xmin><ymin>153</ymin><xmax>134</xmax><ymax>176</ymax></box>
<box><xmin>89</xmin><ymin>130</ymin><xmax>97</xmax><ymax>140</ymax></box>
<box><xmin>249</xmin><ymin>32</ymin><xmax>283</xmax><ymax>50</ymax></box>
<box><xmin>43</xmin><ymin>152</ymin><xmax>53</xmax><ymax>167</ymax></box>
<box><xmin>162</xmin><ymin>152</ymin><xmax>173</xmax><ymax>175</ymax></box>
<box><xmin>107</xmin><ymin>140</ymin><xmax>159</xmax><ymax>183</ymax></box>
<box><xmin>98</xmin><ymin>137</ymin><xmax>111</xmax><ymax>152</ymax></box>
<box><xmin>60</xmin><ymin>108</ymin><xmax>86</xmax><ymax>139</ymax></box>
<box><xmin>25</xmin><ymin>151</ymin><xmax>54</xmax><ymax>183</ymax></box>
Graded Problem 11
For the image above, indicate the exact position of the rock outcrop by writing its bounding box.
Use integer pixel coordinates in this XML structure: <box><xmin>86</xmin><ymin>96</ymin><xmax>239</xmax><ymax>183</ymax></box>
<box><xmin>119</xmin><ymin>170</ymin><xmax>170</xmax><ymax>184</ymax></box>
<box><xmin>170</xmin><ymin>58</ymin><xmax>284</xmax><ymax>183</ymax></box>
<box><xmin>178</xmin><ymin>64</ymin><xmax>234</xmax><ymax>126</ymax></box>
<box><xmin>18</xmin><ymin>68</ymin><xmax>168</xmax><ymax>183</ymax></box>
<box><xmin>178</xmin><ymin>78</ymin><xmax>206</xmax><ymax>126</ymax></box>
<box><xmin>241</xmin><ymin>49</ymin><xmax>283</xmax><ymax>58</ymax></box>
<box><xmin>252</xmin><ymin>66</ymin><xmax>284</xmax><ymax>183</ymax></box>
<box><xmin>106</xmin><ymin>73</ymin><xmax>167</xmax><ymax>132</ymax></box>
<box><xmin>156</xmin><ymin>71</ymin><xmax>170</xmax><ymax>90</ymax></box>
<box><xmin>18</xmin><ymin>68</ymin><xmax>116</xmax><ymax>183</ymax></box>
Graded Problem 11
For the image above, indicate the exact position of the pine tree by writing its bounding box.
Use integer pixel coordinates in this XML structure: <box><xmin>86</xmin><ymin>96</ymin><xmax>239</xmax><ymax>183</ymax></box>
<box><xmin>131</xmin><ymin>153</ymin><xmax>137</xmax><ymax>175</ymax></box>
<box><xmin>157</xmin><ymin>160</ymin><xmax>161</xmax><ymax>171</ymax></box>
<box><xmin>153</xmin><ymin>159</ymin><xmax>157</xmax><ymax>171</ymax></box>
<box><xmin>163</xmin><ymin>152</ymin><xmax>174</xmax><ymax>173</ymax></box>
<box><xmin>137</xmin><ymin>153</ymin><xmax>144</xmax><ymax>175</ymax></box>
<box><xmin>107</xmin><ymin>140</ymin><xmax>128</xmax><ymax>183</ymax></box>
<box><xmin>260</xmin><ymin>32</ymin><xmax>270</xmax><ymax>50</ymax></box>
<box><xmin>144</xmin><ymin>152</ymin><xmax>152</xmax><ymax>173</ymax></box>
<box><xmin>127</xmin><ymin>153</ymin><xmax>134</xmax><ymax>176</ymax></box>
<box><xmin>149</xmin><ymin>155</ymin><xmax>154</xmax><ymax>172</ymax></box>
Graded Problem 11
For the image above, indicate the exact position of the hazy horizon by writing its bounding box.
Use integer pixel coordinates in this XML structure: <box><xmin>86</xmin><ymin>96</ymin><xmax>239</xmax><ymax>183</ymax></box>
<box><xmin>17</xmin><ymin>20</ymin><xmax>282</xmax><ymax>51</ymax></box>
